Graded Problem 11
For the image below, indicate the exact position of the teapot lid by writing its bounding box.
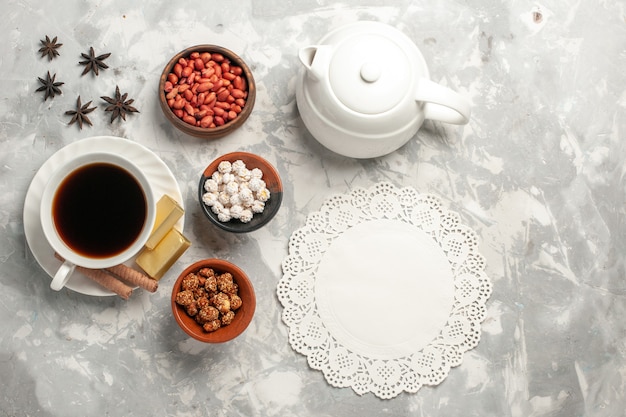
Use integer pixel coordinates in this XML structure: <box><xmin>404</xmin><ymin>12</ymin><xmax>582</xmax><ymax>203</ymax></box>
<box><xmin>329</xmin><ymin>33</ymin><xmax>412</xmax><ymax>115</ymax></box>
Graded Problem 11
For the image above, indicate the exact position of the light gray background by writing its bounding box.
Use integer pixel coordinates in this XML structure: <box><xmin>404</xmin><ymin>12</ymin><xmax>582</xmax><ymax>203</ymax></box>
<box><xmin>1</xmin><ymin>1</ymin><xmax>625</xmax><ymax>416</ymax></box>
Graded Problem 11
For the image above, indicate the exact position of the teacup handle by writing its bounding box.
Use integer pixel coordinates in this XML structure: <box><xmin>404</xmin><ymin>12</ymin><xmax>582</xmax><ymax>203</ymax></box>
<box><xmin>415</xmin><ymin>78</ymin><xmax>471</xmax><ymax>125</ymax></box>
<box><xmin>50</xmin><ymin>259</ymin><xmax>76</xmax><ymax>291</ymax></box>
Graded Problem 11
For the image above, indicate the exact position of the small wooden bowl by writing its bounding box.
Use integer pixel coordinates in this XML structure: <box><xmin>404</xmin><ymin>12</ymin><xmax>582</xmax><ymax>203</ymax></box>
<box><xmin>171</xmin><ymin>259</ymin><xmax>256</xmax><ymax>343</ymax></box>
<box><xmin>158</xmin><ymin>45</ymin><xmax>256</xmax><ymax>139</ymax></box>
<box><xmin>198</xmin><ymin>152</ymin><xmax>283</xmax><ymax>233</ymax></box>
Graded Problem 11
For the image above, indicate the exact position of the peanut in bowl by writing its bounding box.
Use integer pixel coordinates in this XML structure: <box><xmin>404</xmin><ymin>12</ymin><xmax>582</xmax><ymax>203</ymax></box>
<box><xmin>158</xmin><ymin>45</ymin><xmax>256</xmax><ymax>139</ymax></box>
<box><xmin>171</xmin><ymin>258</ymin><xmax>256</xmax><ymax>343</ymax></box>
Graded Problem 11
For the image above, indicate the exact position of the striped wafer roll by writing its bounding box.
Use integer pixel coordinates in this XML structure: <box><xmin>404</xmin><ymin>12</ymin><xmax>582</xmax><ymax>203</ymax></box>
<box><xmin>105</xmin><ymin>264</ymin><xmax>158</xmax><ymax>293</ymax></box>
<box><xmin>53</xmin><ymin>253</ymin><xmax>133</xmax><ymax>300</ymax></box>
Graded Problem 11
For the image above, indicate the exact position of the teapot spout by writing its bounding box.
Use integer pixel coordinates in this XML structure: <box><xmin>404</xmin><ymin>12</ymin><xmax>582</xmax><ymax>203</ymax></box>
<box><xmin>298</xmin><ymin>45</ymin><xmax>331</xmax><ymax>82</ymax></box>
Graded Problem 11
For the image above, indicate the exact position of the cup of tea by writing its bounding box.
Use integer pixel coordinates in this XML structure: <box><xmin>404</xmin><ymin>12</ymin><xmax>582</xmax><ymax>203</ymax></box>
<box><xmin>40</xmin><ymin>152</ymin><xmax>156</xmax><ymax>291</ymax></box>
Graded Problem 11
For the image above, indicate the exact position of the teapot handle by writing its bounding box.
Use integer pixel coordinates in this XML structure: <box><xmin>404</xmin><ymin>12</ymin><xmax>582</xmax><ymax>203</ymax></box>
<box><xmin>415</xmin><ymin>78</ymin><xmax>471</xmax><ymax>125</ymax></box>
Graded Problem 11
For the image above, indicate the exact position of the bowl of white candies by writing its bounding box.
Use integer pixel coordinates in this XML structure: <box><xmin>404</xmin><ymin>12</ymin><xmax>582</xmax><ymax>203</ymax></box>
<box><xmin>199</xmin><ymin>152</ymin><xmax>283</xmax><ymax>233</ymax></box>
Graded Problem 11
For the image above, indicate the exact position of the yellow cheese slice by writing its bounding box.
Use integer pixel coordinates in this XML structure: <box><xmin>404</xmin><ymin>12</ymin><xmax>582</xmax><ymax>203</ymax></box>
<box><xmin>146</xmin><ymin>195</ymin><xmax>184</xmax><ymax>250</ymax></box>
<box><xmin>136</xmin><ymin>228</ymin><xmax>191</xmax><ymax>280</ymax></box>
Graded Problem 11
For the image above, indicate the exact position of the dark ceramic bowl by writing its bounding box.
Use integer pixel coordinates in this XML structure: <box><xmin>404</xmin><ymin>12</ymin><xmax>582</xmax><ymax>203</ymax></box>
<box><xmin>198</xmin><ymin>152</ymin><xmax>283</xmax><ymax>233</ymax></box>
<box><xmin>171</xmin><ymin>258</ymin><xmax>256</xmax><ymax>343</ymax></box>
<box><xmin>159</xmin><ymin>45</ymin><xmax>256</xmax><ymax>139</ymax></box>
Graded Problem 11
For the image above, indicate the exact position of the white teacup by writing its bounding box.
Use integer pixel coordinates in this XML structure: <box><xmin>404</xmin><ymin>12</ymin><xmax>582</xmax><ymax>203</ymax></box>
<box><xmin>40</xmin><ymin>152</ymin><xmax>156</xmax><ymax>291</ymax></box>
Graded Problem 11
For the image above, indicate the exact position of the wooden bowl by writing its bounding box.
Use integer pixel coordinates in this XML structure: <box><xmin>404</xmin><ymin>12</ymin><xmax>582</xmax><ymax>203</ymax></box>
<box><xmin>158</xmin><ymin>45</ymin><xmax>256</xmax><ymax>139</ymax></box>
<box><xmin>198</xmin><ymin>152</ymin><xmax>283</xmax><ymax>233</ymax></box>
<box><xmin>171</xmin><ymin>259</ymin><xmax>256</xmax><ymax>343</ymax></box>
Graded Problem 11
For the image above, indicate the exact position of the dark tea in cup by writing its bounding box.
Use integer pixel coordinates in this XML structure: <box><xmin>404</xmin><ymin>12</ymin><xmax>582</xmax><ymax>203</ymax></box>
<box><xmin>52</xmin><ymin>162</ymin><xmax>147</xmax><ymax>259</ymax></box>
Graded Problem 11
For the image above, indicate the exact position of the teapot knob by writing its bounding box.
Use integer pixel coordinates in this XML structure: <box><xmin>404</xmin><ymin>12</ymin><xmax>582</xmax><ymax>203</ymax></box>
<box><xmin>360</xmin><ymin>62</ymin><xmax>381</xmax><ymax>83</ymax></box>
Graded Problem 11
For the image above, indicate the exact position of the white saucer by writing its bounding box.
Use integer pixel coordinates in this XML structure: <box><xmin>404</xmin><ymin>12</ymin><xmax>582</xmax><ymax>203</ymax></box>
<box><xmin>23</xmin><ymin>136</ymin><xmax>184</xmax><ymax>296</ymax></box>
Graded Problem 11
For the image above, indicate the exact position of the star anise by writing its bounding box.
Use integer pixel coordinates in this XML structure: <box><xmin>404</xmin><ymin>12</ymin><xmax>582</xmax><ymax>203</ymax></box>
<box><xmin>101</xmin><ymin>86</ymin><xmax>139</xmax><ymax>123</ymax></box>
<box><xmin>38</xmin><ymin>35</ymin><xmax>62</xmax><ymax>61</ymax></box>
<box><xmin>35</xmin><ymin>71</ymin><xmax>64</xmax><ymax>101</ymax></box>
<box><xmin>79</xmin><ymin>47</ymin><xmax>111</xmax><ymax>76</ymax></box>
<box><xmin>65</xmin><ymin>96</ymin><xmax>97</xmax><ymax>129</ymax></box>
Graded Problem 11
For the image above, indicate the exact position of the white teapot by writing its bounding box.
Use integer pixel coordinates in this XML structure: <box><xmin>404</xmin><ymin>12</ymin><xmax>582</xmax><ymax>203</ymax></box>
<box><xmin>296</xmin><ymin>21</ymin><xmax>471</xmax><ymax>159</ymax></box>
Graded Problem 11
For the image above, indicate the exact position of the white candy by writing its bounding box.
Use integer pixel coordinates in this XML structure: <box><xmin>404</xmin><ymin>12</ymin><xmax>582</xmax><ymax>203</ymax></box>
<box><xmin>239</xmin><ymin>187</ymin><xmax>253</xmax><ymax>201</ymax></box>
<box><xmin>239</xmin><ymin>209</ymin><xmax>254</xmax><ymax>223</ymax></box>
<box><xmin>218</xmin><ymin>192</ymin><xmax>231</xmax><ymax>206</ymax></box>
<box><xmin>224</xmin><ymin>181</ymin><xmax>239</xmax><ymax>195</ymax></box>
<box><xmin>248</xmin><ymin>178</ymin><xmax>265</xmax><ymax>192</ymax></box>
<box><xmin>217</xmin><ymin>208</ymin><xmax>232</xmax><ymax>222</ymax></box>
<box><xmin>232</xmin><ymin>160</ymin><xmax>246</xmax><ymax>171</ymax></box>
<box><xmin>202</xmin><ymin>159</ymin><xmax>271</xmax><ymax>223</ymax></box>
<box><xmin>241</xmin><ymin>195</ymin><xmax>254</xmax><ymax>208</ymax></box>
<box><xmin>218</xmin><ymin>160</ymin><xmax>232</xmax><ymax>173</ymax></box>
<box><xmin>204</xmin><ymin>178</ymin><xmax>219</xmax><ymax>193</ymax></box>
<box><xmin>229</xmin><ymin>204</ymin><xmax>243</xmax><ymax>219</ymax></box>
<box><xmin>256</xmin><ymin>188</ymin><xmax>271</xmax><ymax>202</ymax></box>
<box><xmin>202</xmin><ymin>192</ymin><xmax>218</xmax><ymax>206</ymax></box>
<box><xmin>236</xmin><ymin>167</ymin><xmax>251</xmax><ymax>181</ymax></box>
<box><xmin>221</xmin><ymin>172</ymin><xmax>234</xmax><ymax>184</ymax></box>
<box><xmin>251</xmin><ymin>200</ymin><xmax>265</xmax><ymax>213</ymax></box>
<box><xmin>229</xmin><ymin>193</ymin><xmax>242</xmax><ymax>206</ymax></box>
<box><xmin>211</xmin><ymin>201</ymin><xmax>224</xmax><ymax>215</ymax></box>
<box><xmin>211</xmin><ymin>171</ymin><xmax>223</xmax><ymax>184</ymax></box>
<box><xmin>250</xmin><ymin>167</ymin><xmax>263</xmax><ymax>179</ymax></box>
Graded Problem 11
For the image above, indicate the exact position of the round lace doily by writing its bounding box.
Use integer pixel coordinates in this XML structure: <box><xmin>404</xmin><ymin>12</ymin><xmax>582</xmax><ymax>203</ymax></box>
<box><xmin>278</xmin><ymin>182</ymin><xmax>492</xmax><ymax>399</ymax></box>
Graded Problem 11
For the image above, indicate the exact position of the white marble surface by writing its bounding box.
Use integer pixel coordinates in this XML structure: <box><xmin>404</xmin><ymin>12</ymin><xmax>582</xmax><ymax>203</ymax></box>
<box><xmin>1</xmin><ymin>0</ymin><xmax>625</xmax><ymax>416</ymax></box>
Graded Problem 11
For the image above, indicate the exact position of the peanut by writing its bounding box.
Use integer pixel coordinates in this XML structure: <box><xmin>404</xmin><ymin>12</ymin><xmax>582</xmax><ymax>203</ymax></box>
<box><xmin>205</xmin><ymin>92</ymin><xmax>216</xmax><ymax>105</ymax></box>
<box><xmin>172</xmin><ymin>98</ymin><xmax>185</xmax><ymax>110</ymax></box>
<box><xmin>200</xmin><ymin>115</ymin><xmax>213</xmax><ymax>128</ymax></box>
<box><xmin>163</xmin><ymin>50</ymin><xmax>250</xmax><ymax>129</ymax></box>
<box><xmin>174</xmin><ymin>63</ymin><xmax>183</xmax><ymax>78</ymax></box>
<box><xmin>231</xmin><ymin>88</ymin><xmax>245</xmax><ymax>99</ymax></box>
<box><xmin>217</xmin><ymin>89</ymin><xmax>230</xmax><ymax>102</ymax></box>
<box><xmin>183</xmin><ymin>114</ymin><xmax>196</xmax><ymax>125</ymax></box>
<box><xmin>197</xmin><ymin>82</ymin><xmax>213</xmax><ymax>93</ymax></box>
<box><xmin>166</xmin><ymin>88</ymin><xmax>178</xmax><ymax>100</ymax></box>
<box><xmin>181</xmin><ymin>65</ymin><xmax>193</xmax><ymax>78</ymax></box>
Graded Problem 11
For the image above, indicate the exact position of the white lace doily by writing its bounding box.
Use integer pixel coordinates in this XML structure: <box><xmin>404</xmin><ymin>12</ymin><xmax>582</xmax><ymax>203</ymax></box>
<box><xmin>278</xmin><ymin>182</ymin><xmax>492</xmax><ymax>399</ymax></box>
